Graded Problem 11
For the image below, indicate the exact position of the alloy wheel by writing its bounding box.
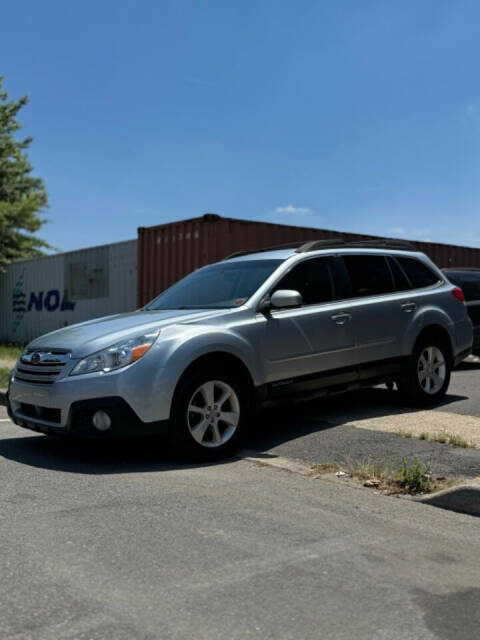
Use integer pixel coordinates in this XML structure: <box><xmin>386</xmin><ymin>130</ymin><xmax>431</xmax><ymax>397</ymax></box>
<box><xmin>187</xmin><ymin>380</ymin><xmax>241</xmax><ymax>448</ymax></box>
<box><xmin>417</xmin><ymin>346</ymin><xmax>446</xmax><ymax>394</ymax></box>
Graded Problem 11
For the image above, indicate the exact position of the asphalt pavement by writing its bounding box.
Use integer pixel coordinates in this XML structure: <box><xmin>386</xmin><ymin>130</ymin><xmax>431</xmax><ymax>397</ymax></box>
<box><xmin>1</xmin><ymin>363</ymin><xmax>480</xmax><ymax>639</ymax></box>
<box><xmin>0</xmin><ymin>417</ymin><xmax>480</xmax><ymax>640</ymax></box>
<box><xmin>247</xmin><ymin>361</ymin><xmax>480</xmax><ymax>478</ymax></box>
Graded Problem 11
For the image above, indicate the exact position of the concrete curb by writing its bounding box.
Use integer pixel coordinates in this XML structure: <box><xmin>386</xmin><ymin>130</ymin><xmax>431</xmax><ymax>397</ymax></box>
<box><xmin>417</xmin><ymin>482</ymin><xmax>480</xmax><ymax>518</ymax></box>
<box><xmin>237</xmin><ymin>450</ymin><xmax>316</xmax><ymax>476</ymax></box>
<box><xmin>240</xmin><ymin>450</ymin><xmax>480</xmax><ymax>518</ymax></box>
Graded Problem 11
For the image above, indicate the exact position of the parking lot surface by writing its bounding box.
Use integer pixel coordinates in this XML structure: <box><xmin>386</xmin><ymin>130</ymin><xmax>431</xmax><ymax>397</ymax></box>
<box><xmin>248</xmin><ymin>361</ymin><xmax>480</xmax><ymax>478</ymax></box>
<box><xmin>0</xmin><ymin>416</ymin><xmax>480</xmax><ymax>640</ymax></box>
<box><xmin>1</xmin><ymin>363</ymin><xmax>480</xmax><ymax>639</ymax></box>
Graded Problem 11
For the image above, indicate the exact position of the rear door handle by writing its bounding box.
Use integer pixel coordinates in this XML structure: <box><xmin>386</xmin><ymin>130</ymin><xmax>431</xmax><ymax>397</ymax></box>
<box><xmin>331</xmin><ymin>312</ymin><xmax>352</xmax><ymax>325</ymax></box>
<box><xmin>401</xmin><ymin>302</ymin><xmax>417</xmax><ymax>313</ymax></box>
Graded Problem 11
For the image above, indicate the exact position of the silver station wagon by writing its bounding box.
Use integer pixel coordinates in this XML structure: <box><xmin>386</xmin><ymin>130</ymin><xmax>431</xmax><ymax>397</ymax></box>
<box><xmin>7</xmin><ymin>239</ymin><xmax>473</xmax><ymax>459</ymax></box>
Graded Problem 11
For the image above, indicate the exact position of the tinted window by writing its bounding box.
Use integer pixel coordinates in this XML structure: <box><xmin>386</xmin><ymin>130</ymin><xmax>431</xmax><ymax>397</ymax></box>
<box><xmin>274</xmin><ymin>258</ymin><xmax>334</xmax><ymax>305</ymax></box>
<box><xmin>388</xmin><ymin>257</ymin><xmax>411</xmax><ymax>291</ymax></box>
<box><xmin>146</xmin><ymin>259</ymin><xmax>282</xmax><ymax>309</ymax></box>
<box><xmin>445</xmin><ymin>271</ymin><xmax>480</xmax><ymax>302</ymax></box>
<box><xmin>397</xmin><ymin>257</ymin><xmax>440</xmax><ymax>289</ymax></box>
<box><xmin>342</xmin><ymin>255</ymin><xmax>394</xmax><ymax>297</ymax></box>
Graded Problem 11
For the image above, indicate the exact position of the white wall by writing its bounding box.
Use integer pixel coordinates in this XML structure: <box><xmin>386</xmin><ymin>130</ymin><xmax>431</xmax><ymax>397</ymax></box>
<box><xmin>0</xmin><ymin>240</ymin><xmax>137</xmax><ymax>344</ymax></box>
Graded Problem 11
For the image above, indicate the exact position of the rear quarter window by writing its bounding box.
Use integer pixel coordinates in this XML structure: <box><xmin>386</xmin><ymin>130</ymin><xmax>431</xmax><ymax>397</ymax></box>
<box><xmin>397</xmin><ymin>257</ymin><xmax>441</xmax><ymax>289</ymax></box>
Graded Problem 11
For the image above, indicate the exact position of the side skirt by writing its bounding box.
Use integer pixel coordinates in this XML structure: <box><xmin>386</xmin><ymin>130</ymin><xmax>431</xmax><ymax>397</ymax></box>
<box><xmin>256</xmin><ymin>357</ymin><xmax>408</xmax><ymax>406</ymax></box>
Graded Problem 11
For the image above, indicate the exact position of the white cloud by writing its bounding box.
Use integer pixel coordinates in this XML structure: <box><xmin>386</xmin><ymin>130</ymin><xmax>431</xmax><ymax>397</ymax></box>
<box><xmin>412</xmin><ymin>228</ymin><xmax>432</xmax><ymax>240</ymax></box>
<box><xmin>465</xmin><ymin>103</ymin><xmax>476</xmax><ymax>117</ymax></box>
<box><xmin>275</xmin><ymin>205</ymin><xmax>313</xmax><ymax>215</ymax></box>
<box><xmin>387</xmin><ymin>226</ymin><xmax>432</xmax><ymax>242</ymax></box>
<box><xmin>462</xmin><ymin>103</ymin><xmax>480</xmax><ymax>130</ymax></box>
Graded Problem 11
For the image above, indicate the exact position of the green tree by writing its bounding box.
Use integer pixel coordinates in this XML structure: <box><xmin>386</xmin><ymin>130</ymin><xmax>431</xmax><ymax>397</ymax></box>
<box><xmin>0</xmin><ymin>76</ymin><xmax>49</xmax><ymax>269</ymax></box>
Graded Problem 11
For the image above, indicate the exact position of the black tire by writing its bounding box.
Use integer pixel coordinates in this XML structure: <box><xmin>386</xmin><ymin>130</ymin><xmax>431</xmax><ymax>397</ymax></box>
<box><xmin>168</xmin><ymin>364</ymin><xmax>252</xmax><ymax>461</ymax></box>
<box><xmin>398</xmin><ymin>338</ymin><xmax>451</xmax><ymax>406</ymax></box>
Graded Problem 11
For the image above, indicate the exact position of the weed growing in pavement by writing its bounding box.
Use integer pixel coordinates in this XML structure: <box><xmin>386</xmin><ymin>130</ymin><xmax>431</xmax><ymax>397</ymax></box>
<box><xmin>419</xmin><ymin>432</ymin><xmax>430</xmax><ymax>440</ymax></box>
<box><xmin>436</xmin><ymin>432</ymin><xmax>473</xmax><ymax>448</ymax></box>
<box><xmin>394</xmin><ymin>429</ymin><xmax>413</xmax><ymax>438</ymax></box>
<box><xmin>342</xmin><ymin>457</ymin><xmax>450</xmax><ymax>495</ymax></box>
<box><xmin>310</xmin><ymin>462</ymin><xmax>341</xmax><ymax>474</ymax></box>
<box><xmin>395</xmin><ymin>458</ymin><xmax>433</xmax><ymax>494</ymax></box>
<box><xmin>347</xmin><ymin>460</ymin><xmax>390</xmax><ymax>484</ymax></box>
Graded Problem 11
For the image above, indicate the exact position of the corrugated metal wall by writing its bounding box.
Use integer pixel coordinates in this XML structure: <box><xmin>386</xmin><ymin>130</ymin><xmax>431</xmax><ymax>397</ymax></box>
<box><xmin>137</xmin><ymin>214</ymin><xmax>480</xmax><ymax>306</ymax></box>
<box><xmin>0</xmin><ymin>240</ymin><xmax>137</xmax><ymax>344</ymax></box>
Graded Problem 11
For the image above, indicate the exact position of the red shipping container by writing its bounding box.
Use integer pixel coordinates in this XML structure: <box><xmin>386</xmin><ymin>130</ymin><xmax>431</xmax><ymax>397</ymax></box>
<box><xmin>137</xmin><ymin>214</ymin><xmax>480</xmax><ymax>306</ymax></box>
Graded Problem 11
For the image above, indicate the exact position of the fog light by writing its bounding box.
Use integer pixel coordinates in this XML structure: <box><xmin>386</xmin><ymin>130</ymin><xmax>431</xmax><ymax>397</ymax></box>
<box><xmin>92</xmin><ymin>410</ymin><xmax>111</xmax><ymax>431</ymax></box>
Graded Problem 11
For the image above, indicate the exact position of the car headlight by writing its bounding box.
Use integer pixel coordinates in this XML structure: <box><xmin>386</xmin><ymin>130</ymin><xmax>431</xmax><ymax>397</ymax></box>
<box><xmin>70</xmin><ymin>331</ymin><xmax>160</xmax><ymax>376</ymax></box>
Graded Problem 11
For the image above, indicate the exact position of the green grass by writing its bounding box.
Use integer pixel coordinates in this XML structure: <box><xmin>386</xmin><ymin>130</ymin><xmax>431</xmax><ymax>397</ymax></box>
<box><xmin>396</xmin><ymin>429</ymin><xmax>475</xmax><ymax>449</ymax></box>
<box><xmin>347</xmin><ymin>460</ymin><xmax>391</xmax><ymax>485</ymax></box>
<box><xmin>395</xmin><ymin>458</ymin><xmax>433</xmax><ymax>494</ymax></box>
<box><xmin>428</xmin><ymin>431</ymin><xmax>475</xmax><ymax>448</ymax></box>
<box><xmin>344</xmin><ymin>457</ymin><xmax>448</xmax><ymax>495</ymax></box>
<box><xmin>0</xmin><ymin>344</ymin><xmax>22</xmax><ymax>361</ymax></box>
<box><xmin>0</xmin><ymin>368</ymin><xmax>11</xmax><ymax>389</ymax></box>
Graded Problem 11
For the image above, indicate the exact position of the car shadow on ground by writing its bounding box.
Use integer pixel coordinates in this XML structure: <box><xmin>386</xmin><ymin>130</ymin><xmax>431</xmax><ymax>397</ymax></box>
<box><xmin>0</xmin><ymin>386</ymin><xmax>471</xmax><ymax>475</ymax></box>
<box><xmin>0</xmin><ymin>430</ymin><xmax>234</xmax><ymax>475</ymax></box>
<box><xmin>454</xmin><ymin>360</ymin><xmax>480</xmax><ymax>371</ymax></box>
<box><xmin>246</xmin><ymin>387</ymin><xmax>469</xmax><ymax>452</ymax></box>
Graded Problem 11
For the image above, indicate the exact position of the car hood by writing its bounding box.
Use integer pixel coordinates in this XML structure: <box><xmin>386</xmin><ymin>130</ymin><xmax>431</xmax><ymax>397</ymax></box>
<box><xmin>27</xmin><ymin>309</ymin><xmax>229</xmax><ymax>358</ymax></box>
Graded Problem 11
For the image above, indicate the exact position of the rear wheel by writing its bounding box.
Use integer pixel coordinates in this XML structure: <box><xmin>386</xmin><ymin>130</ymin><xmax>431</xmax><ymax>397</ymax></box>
<box><xmin>169</xmin><ymin>365</ymin><xmax>251</xmax><ymax>460</ymax></box>
<box><xmin>398</xmin><ymin>339</ymin><xmax>451</xmax><ymax>406</ymax></box>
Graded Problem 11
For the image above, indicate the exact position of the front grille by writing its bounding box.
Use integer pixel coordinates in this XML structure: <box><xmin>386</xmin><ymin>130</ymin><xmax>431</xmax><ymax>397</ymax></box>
<box><xmin>19</xmin><ymin>403</ymin><xmax>61</xmax><ymax>424</ymax></box>
<box><xmin>14</xmin><ymin>349</ymin><xmax>70</xmax><ymax>385</ymax></box>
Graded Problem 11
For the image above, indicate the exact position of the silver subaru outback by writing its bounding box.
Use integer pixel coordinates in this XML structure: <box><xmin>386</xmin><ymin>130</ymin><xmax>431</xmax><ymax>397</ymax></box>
<box><xmin>7</xmin><ymin>239</ymin><xmax>473</xmax><ymax>459</ymax></box>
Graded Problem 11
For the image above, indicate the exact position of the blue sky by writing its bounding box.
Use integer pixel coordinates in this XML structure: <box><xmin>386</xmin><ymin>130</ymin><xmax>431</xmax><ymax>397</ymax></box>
<box><xmin>2</xmin><ymin>0</ymin><xmax>480</xmax><ymax>251</ymax></box>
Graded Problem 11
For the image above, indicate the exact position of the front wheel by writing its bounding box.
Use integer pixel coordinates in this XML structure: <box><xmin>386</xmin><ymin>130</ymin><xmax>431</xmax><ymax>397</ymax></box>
<box><xmin>398</xmin><ymin>340</ymin><xmax>451</xmax><ymax>406</ymax></box>
<box><xmin>169</xmin><ymin>366</ymin><xmax>251</xmax><ymax>460</ymax></box>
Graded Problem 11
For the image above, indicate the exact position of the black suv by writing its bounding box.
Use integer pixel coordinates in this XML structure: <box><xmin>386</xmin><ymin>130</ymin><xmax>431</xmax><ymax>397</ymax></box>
<box><xmin>443</xmin><ymin>268</ymin><xmax>480</xmax><ymax>355</ymax></box>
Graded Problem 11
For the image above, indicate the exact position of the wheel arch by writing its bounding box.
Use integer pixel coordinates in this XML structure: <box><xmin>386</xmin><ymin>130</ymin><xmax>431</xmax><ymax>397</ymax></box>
<box><xmin>174</xmin><ymin>351</ymin><xmax>256</xmax><ymax>395</ymax></box>
<box><xmin>413</xmin><ymin>324</ymin><xmax>454</xmax><ymax>366</ymax></box>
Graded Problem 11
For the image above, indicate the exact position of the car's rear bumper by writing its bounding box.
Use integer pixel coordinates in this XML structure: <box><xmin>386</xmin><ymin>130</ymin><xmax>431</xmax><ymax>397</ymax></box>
<box><xmin>7</xmin><ymin>392</ymin><xmax>169</xmax><ymax>439</ymax></box>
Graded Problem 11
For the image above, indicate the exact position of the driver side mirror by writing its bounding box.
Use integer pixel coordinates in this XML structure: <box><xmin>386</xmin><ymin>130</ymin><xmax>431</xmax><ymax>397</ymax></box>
<box><xmin>269</xmin><ymin>289</ymin><xmax>303</xmax><ymax>309</ymax></box>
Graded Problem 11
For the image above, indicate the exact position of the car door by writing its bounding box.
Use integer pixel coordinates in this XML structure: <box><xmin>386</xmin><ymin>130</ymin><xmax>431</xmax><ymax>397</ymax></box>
<box><xmin>336</xmin><ymin>253</ymin><xmax>413</xmax><ymax>368</ymax></box>
<box><xmin>259</xmin><ymin>256</ymin><xmax>356</xmax><ymax>385</ymax></box>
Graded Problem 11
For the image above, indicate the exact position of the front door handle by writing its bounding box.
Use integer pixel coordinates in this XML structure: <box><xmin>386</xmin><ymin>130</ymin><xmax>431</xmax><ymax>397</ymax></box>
<box><xmin>331</xmin><ymin>312</ymin><xmax>352</xmax><ymax>325</ymax></box>
<box><xmin>401</xmin><ymin>302</ymin><xmax>417</xmax><ymax>313</ymax></box>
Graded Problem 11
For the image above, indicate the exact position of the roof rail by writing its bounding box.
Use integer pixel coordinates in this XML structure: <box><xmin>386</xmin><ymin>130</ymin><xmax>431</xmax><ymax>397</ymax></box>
<box><xmin>224</xmin><ymin>241</ymin><xmax>307</xmax><ymax>260</ymax></box>
<box><xmin>295</xmin><ymin>238</ymin><xmax>416</xmax><ymax>252</ymax></box>
<box><xmin>223</xmin><ymin>237</ymin><xmax>417</xmax><ymax>260</ymax></box>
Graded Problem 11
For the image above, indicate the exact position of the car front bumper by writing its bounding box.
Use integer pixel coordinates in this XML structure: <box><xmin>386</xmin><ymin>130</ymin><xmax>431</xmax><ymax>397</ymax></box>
<box><xmin>6</xmin><ymin>392</ymin><xmax>169</xmax><ymax>438</ymax></box>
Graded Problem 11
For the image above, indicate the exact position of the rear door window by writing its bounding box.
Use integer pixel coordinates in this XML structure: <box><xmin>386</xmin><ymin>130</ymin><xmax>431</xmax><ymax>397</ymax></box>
<box><xmin>341</xmin><ymin>255</ymin><xmax>395</xmax><ymax>298</ymax></box>
<box><xmin>397</xmin><ymin>257</ymin><xmax>441</xmax><ymax>289</ymax></box>
<box><xmin>273</xmin><ymin>257</ymin><xmax>334</xmax><ymax>305</ymax></box>
<box><xmin>388</xmin><ymin>257</ymin><xmax>411</xmax><ymax>291</ymax></box>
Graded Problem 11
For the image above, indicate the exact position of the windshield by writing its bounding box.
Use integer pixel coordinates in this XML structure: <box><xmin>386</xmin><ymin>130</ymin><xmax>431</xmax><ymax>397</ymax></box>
<box><xmin>145</xmin><ymin>259</ymin><xmax>283</xmax><ymax>310</ymax></box>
